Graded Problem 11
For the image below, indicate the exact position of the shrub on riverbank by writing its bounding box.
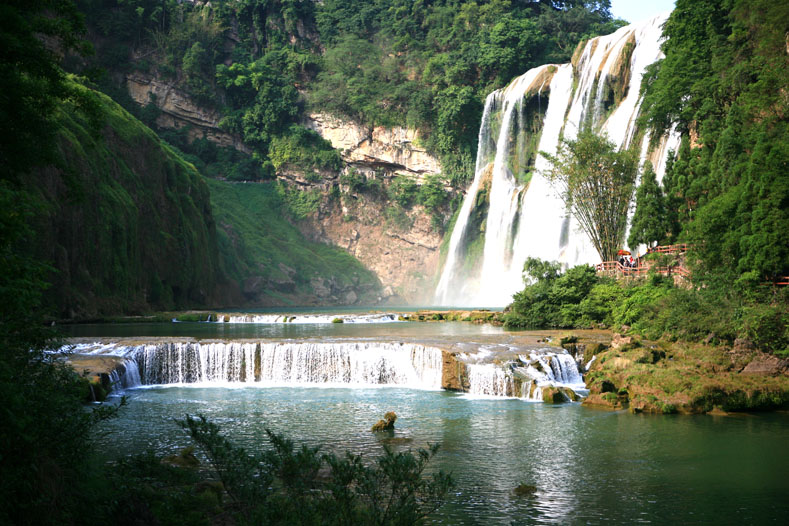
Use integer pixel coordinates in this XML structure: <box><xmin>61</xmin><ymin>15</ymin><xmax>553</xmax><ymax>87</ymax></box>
<box><xmin>177</xmin><ymin>414</ymin><xmax>453</xmax><ymax>525</ymax></box>
<box><xmin>504</xmin><ymin>259</ymin><xmax>789</xmax><ymax>357</ymax></box>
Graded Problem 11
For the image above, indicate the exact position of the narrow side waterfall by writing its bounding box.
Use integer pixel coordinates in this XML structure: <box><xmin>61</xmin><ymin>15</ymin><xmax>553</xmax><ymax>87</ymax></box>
<box><xmin>435</xmin><ymin>13</ymin><xmax>681</xmax><ymax>307</ymax></box>
<box><xmin>465</xmin><ymin>349</ymin><xmax>587</xmax><ymax>401</ymax></box>
<box><xmin>86</xmin><ymin>342</ymin><xmax>443</xmax><ymax>389</ymax></box>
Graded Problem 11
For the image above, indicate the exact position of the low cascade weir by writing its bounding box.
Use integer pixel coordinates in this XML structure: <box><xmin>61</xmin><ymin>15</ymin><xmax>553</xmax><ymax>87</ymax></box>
<box><xmin>465</xmin><ymin>349</ymin><xmax>587</xmax><ymax>401</ymax></box>
<box><xmin>102</xmin><ymin>342</ymin><xmax>443</xmax><ymax>389</ymax></box>
<box><xmin>435</xmin><ymin>13</ymin><xmax>681</xmax><ymax>307</ymax></box>
<box><xmin>221</xmin><ymin>313</ymin><xmax>400</xmax><ymax>324</ymax></box>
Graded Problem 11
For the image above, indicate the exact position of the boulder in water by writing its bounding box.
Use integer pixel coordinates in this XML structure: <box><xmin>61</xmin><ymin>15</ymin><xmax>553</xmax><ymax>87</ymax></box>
<box><xmin>371</xmin><ymin>411</ymin><xmax>397</xmax><ymax>431</ymax></box>
<box><xmin>542</xmin><ymin>387</ymin><xmax>568</xmax><ymax>403</ymax></box>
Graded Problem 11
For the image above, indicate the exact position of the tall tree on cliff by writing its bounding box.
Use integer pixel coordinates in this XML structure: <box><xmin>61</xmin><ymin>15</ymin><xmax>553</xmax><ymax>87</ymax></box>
<box><xmin>542</xmin><ymin>131</ymin><xmax>639</xmax><ymax>262</ymax></box>
<box><xmin>628</xmin><ymin>162</ymin><xmax>671</xmax><ymax>249</ymax></box>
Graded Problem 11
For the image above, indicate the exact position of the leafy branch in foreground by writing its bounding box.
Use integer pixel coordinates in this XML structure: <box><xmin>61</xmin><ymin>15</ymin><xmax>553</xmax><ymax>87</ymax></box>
<box><xmin>178</xmin><ymin>414</ymin><xmax>453</xmax><ymax>525</ymax></box>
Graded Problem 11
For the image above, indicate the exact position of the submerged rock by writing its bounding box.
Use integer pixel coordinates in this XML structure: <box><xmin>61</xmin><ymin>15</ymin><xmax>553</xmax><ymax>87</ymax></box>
<box><xmin>164</xmin><ymin>446</ymin><xmax>200</xmax><ymax>468</ymax></box>
<box><xmin>513</xmin><ymin>484</ymin><xmax>537</xmax><ymax>497</ymax></box>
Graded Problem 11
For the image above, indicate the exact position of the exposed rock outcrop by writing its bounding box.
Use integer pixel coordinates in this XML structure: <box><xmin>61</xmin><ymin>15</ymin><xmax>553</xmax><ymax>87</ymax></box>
<box><xmin>740</xmin><ymin>352</ymin><xmax>789</xmax><ymax>376</ymax></box>
<box><xmin>305</xmin><ymin>113</ymin><xmax>441</xmax><ymax>178</ymax></box>
<box><xmin>285</xmin><ymin>172</ymin><xmax>443</xmax><ymax>303</ymax></box>
<box><xmin>126</xmin><ymin>72</ymin><xmax>250</xmax><ymax>153</ymax></box>
<box><xmin>441</xmin><ymin>351</ymin><xmax>469</xmax><ymax>391</ymax></box>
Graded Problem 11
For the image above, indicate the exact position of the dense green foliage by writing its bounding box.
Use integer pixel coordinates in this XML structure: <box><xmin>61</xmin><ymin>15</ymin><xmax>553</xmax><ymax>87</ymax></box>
<box><xmin>178</xmin><ymin>414</ymin><xmax>453</xmax><ymax>525</ymax></box>
<box><xmin>73</xmin><ymin>0</ymin><xmax>623</xmax><ymax>187</ymax></box>
<box><xmin>505</xmin><ymin>259</ymin><xmax>789</xmax><ymax>356</ymax></box>
<box><xmin>0</xmin><ymin>183</ymin><xmax>109</xmax><ymax>525</ymax></box>
<box><xmin>0</xmin><ymin>6</ymin><xmax>121</xmax><ymax>523</ymax></box>
<box><xmin>639</xmin><ymin>0</ymin><xmax>789</xmax><ymax>284</ymax></box>
<box><xmin>542</xmin><ymin>131</ymin><xmax>639</xmax><ymax>261</ymax></box>
<box><xmin>31</xmin><ymin>79</ymin><xmax>223</xmax><ymax>317</ymax></box>
<box><xmin>0</xmin><ymin>0</ymin><xmax>91</xmax><ymax>179</ymax></box>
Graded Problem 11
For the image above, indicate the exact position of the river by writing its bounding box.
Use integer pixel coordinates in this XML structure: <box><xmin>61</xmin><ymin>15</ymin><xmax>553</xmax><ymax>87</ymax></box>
<box><xmin>70</xmin><ymin>318</ymin><xmax>788</xmax><ymax>524</ymax></box>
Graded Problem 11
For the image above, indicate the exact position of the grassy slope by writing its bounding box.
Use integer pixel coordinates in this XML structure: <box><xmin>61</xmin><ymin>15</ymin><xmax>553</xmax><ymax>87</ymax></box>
<box><xmin>206</xmin><ymin>179</ymin><xmax>380</xmax><ymax>305</ymax></box>
<box><xmin>31</xmin><ymin>80</ymin><xmax>223</xmax><ymax>317</ymax></box>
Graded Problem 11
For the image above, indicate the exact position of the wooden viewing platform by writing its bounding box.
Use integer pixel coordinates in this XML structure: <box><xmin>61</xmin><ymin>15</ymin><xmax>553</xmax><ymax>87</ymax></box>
<box><xmin>594</xmin><ymin>260</ymin><xmax>691</xmax><ymax>279</ymax></box>
<box><xmin>595</xmin><ymin>244</ymin><xmax>786</xmax><ymax>287</ymax></box>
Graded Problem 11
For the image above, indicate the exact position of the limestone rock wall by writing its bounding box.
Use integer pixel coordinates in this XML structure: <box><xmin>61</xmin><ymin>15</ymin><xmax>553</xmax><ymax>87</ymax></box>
<box><xmin>293</xmin><ymin>115</ymin><xmax>447</xmax><ymax>304</ymax></box>
<box><xmin>295</xmin><ymin>185</ymin><xmax>443</xmax><ymax>304</ymax></box>
<box><xmin>126</xmin><ymin>72</ymin><xmax>250</xmax><ymax>153</ymax></box>
<box><xmin>305</xmin><ymin>113</ymin><xmax>442</xmax><ymax>179</ymax></box>
<box><xmin>123</xmin><ymin>74</ymin><xmax>446</xmax><ymax>304</ymax></box>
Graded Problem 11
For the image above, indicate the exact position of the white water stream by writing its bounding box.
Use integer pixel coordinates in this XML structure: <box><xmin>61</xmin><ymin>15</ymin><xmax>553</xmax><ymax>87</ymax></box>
<box><xmin>65</xmin><ymin>341</ymin><xmax>586</xmax><ymax>401</ymax></box>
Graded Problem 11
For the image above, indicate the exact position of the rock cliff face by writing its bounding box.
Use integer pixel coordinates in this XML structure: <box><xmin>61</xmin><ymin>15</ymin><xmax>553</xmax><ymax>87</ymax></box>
<box><xmin>295</xmin><ymin>113</ymin><xmax>445</xmax><ymax>304</ymax></box>
<box><xmin>300</xmin><ymin>191</ymin><xmax>442</xmax><ymax>304</ymax></box>
<box><xmin>32</xmin><ymin>84</ymin><xmax>228</xmax><ymax>318</ymax></box>
<box><xmin>123</xmin><ymin>76</ymin><xmax>446</xmax><ymax>304</ymax></box>
<box><xmin>305</xmin><ymin>113</ymin><xmax>442</xmax><ymax>179</ymax></box>
<box><xmin>126</xmin><ymin>72</ymin><xmax>250</xmax><ymax>153</ymax></box>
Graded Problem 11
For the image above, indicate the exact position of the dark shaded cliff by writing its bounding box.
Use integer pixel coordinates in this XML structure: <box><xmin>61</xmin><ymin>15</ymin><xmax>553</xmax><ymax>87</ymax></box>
<box><xmin>31</xmin><ymin>81</ymin><xmax>227</xmax><ymax>317</ymax></box>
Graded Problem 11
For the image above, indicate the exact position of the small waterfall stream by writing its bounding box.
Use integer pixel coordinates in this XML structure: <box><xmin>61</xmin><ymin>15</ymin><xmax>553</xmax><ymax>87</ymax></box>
<box><xmin>435</xmin><ymin>13</ymin><xmax>681</xmax><ymax>307</ymax></box>
<box><xmin>464</xmin><ymin>348</ymin><xmax>587</xmax><ymax>401</ymax></box>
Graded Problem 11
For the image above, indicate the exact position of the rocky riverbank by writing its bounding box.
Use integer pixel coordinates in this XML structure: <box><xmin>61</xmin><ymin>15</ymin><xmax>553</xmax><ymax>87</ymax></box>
<box><xmin>576</xmin><ymin>333</ymin><xmax>789</xmax><ymax>414</ymax></box>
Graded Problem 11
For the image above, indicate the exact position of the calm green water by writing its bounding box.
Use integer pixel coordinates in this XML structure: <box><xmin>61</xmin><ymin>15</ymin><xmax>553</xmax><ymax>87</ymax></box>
<box><xmin>99</xmin><ymin>386</ymin><xmax>789</xmax><ymax>525</ymax></box>
<box><xmin>61</xmin><ymin>320</ymin><xmax>506</xmax><ymax>340</ymax></box>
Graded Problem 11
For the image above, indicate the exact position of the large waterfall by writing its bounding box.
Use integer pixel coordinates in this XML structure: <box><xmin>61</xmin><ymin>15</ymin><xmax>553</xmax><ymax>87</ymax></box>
<box><xmin>435</xmin><ymin>14</ymin><xmax>680</xmax><ymax>307</ymax></box>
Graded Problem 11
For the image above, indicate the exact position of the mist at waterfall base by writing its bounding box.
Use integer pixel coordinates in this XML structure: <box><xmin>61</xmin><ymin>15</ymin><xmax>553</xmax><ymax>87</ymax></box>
<box><xmin>97</xmin><ymin>385</ymin><xmax>789</xmax><ymax>524</ymax></box>
<box><xmin>435</xmin><ymin>14</ymin><xmax>681</xmax><ymax>308</ymax></box>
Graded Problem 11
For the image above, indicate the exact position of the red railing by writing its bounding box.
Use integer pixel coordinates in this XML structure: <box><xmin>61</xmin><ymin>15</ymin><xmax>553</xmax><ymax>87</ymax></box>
<box><xmin>594</xmin><ymin>261</ymin><xmax>648</xmax><ymax>275</ymax></box>
<box><xmin>595</xmin><ymin>261</ymin><xmax>691</xmax><ymax>279</ymax></box>
<box><xmin>645</xmin><ymin>243</ymin><xmax>695</xmax><ymax>255</ymax></box>
<box><xmin>765</xmin><ymin>276</ymin><xmax>789</xmax><ymax>287</ymax></box>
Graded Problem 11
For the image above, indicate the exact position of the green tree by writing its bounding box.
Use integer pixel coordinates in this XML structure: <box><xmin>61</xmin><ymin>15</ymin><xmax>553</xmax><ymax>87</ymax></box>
<box><xmin>0</xmin><ymin>0</ymin><xmax>90</xmax><ymax>180</ymax></box>
<box><xmin>628</xmin><ymin>162</ymin><xmax>670</xmax><ymax>249</ymax></box>
<box><xmin>542</xmin><ymin>131</ymin><xmax>639</xmax><ymax>262</ymax></box>
<box><xmin>638</xmin><ymin>0</ymin><xmax>789</xmax><ymax>284</ymax></box>
<box><xmin>504</xmin><ymin>258</ymin><xmax>601</xmax><ymax>329</ymax></box>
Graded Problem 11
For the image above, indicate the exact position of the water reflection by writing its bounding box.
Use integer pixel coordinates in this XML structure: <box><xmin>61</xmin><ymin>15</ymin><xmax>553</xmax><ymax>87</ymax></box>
<box><xmin>62</xmin><ymin>320</ymin><xmax>506</xmax><ymax>340</ymax></box>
